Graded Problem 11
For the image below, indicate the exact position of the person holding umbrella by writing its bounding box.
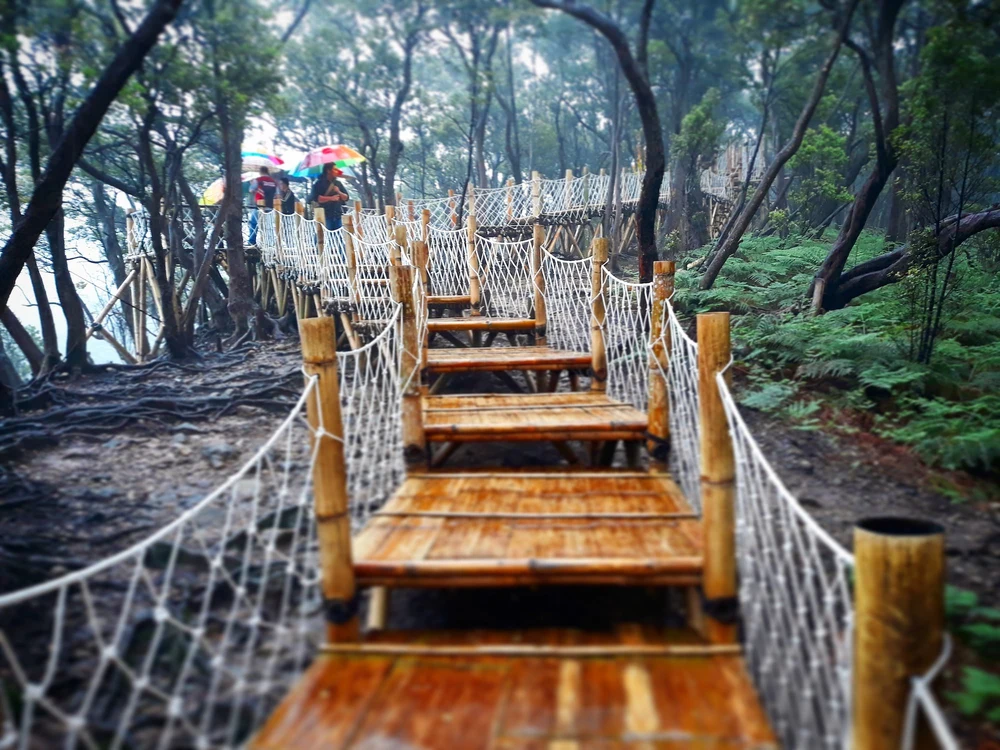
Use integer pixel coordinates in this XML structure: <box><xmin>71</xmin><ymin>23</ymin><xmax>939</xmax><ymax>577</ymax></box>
<box><xmin>247</xmin><ymin>167</ymin><xmax>278</xmax><ymax>245</ymax></box>
<box><xmin>309</xmin><ymin>164</ymin><xmax>350</xmax><ymax>230</ymax></box>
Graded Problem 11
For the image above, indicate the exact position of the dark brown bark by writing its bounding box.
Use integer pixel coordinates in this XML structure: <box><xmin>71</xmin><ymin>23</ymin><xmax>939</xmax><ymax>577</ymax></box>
<box><xmin>829</xmin><ymin>204</ymin><xmax>1000</xmax><ymax>306</ymax></box>
<box><xmin>382</xmin><ymin>5</ymin><xmax>425</xmax><ymax>206</ymax></box>
<box><xmin>532</xmin><ymin>0</ymin><xmax>665</xmax><ymax>281</ymax></box>
<box><xmin>699</xmin><ymin>0</ymin><xmax>859</xmax><ymax>290</ymax></box>
<box><xmin>1</xmin><ymin>307</ymin><xmax>43</xmax><ymax>376</ymax></box>
<box><xmin>811</xmin><ymin>0</ymin><xmax>908</xmax><ymax>311</ymax></box>
<box><xmin>0</xmin><ymin>0</ymin><xmax>185</xmax><ymax>312</ymax></box>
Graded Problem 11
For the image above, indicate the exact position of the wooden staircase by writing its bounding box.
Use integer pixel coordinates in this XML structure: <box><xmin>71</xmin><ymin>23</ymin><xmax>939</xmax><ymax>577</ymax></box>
<box><xmin>252</xmin><ymin>238</ymin><xmax>775</xmax><ymax>748</ymax></box>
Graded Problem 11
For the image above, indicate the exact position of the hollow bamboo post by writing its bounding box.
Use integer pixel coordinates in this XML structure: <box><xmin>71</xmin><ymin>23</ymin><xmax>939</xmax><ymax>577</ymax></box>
<box><xmin>315</xmin><ymin>207</ymin><xmax>326</xmax><ymax>255</ymax></box>
<box><xmin>353</xmin><ymin>201</ymin><xmax>363</xmax><ymax>236</ymax></box>
<box><xmin>467</xmin><ymin>193</ymin><xmax>482</xmax><ymax>318</ymax></box>
<box><xmin>343</xmin><ymin>214</ymin><xmax>359</xmax><ymax>315</ymax></box>
<box><xmin>392</xmin><ymin>223</ymin><xmax>407</xmax><ymax>267</ymax></box>
<box><xmin>274</xmin><ymin>198</ymin><xmax>283</xmax><ymax>261</ymax></box>
<box><xmin>590</xmin><ymin>238</ymin><xmax>609</xmax><ymax>392</ymax></box>
<box><xmin>506</xmin><ymin>177</ymin><xmax>515</xmax><ymax>222</ymax></box>
<box><xmin>532</xmin><ymin>223</ymin><xmax>547</xmax><ymax>346</ymax></box>
<box><xmin>412</xmin><ymin>239</ymin><xmax>430</xmax><ymax>373</ymax></box>
<box><xmin>86</xmin><ymin>268</ymin><xmax>138</xmax><ymax>339</ymax></box>
<box><xmin>647</xmin><ymin>261</ymin><xmax>675</xmax><ymax>467</ymax></box>
<box><xmin>448</xmin><ymin>189</ymin><xmax>457</xmax><ymax>227</ymax></box>
<box><xmin>531</xmin><ymin>170</ymin><xmax>542</xmax><ymax>218</ymax></box>
<box><xmin>135</xmin><ymin>258</ymin><xmax>147</xmax><ymax>361</ymax></box>
<box><xmin>421</xmin><ymin>208</ymin><xmax>431</xmax><ymax>245</ymax></box>
<box><xmin>299</xmin><ymin>316</ymin><xmax>358</xmax><ymax>643</ymax></box>
<box><xmin>408</xmin><ymin>199</ymin><xmax>415</xmax><ymax>222</ymax></box>
<box><xmin>582</xmin><ymin>166</ymin><xmax>590</xmax><ymax>208</ymax></box>
<box><xmin>391</xmin><ymin>264</ymin><xmax>427</xmax><ymax>472</ymax></box>
<box><xmin>697</xmin><ymin>312</ymin><xmax>736</xmax><ymax>645</ymax></box>
<box><xmin>386</xmin><ymin>204</ymin><xmax>396</xmax><ymax>255</ymax></box>
<box><xmin>853</xmin><ymin>517</ymin><xmax>945</xmax><ymax>750</ymax></box>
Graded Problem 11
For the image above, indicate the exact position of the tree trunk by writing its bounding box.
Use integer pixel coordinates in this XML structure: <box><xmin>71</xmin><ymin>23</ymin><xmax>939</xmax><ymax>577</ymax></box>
<box><xmin>699</xmin><ymin>0</ymin><xmax>859</xmax><ymax>290</ymax></box>
<box><xmin>219</xmin><ymin>105</ymin><xmax>255</xmax><ymax>337</ymax></box>
<box><xmin>45</xmin><ymin>211</ymin><xmax>89</xmax><ymax>367</ymax></box>
<box><xmin>1</xmin><ymin>307</ymin><xmax>43</xmax><ymax>376</ymax></box>
<box><xmin>0</xmin><ymin>0</ymin><xmax>185</xmax><ymax>311</ymax></box>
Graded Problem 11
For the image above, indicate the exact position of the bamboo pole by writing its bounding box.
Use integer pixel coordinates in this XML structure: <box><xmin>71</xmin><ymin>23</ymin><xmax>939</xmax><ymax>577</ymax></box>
<box><xmin>274</xmin><ymin>198</ymin><xmax>283</xmax><ymax>261</ymax></box>
<box><xmin>467</xmin><ymin>190</ymin><xmax>482</xmax><ymax>318</ymax></box>
<box><xmin>86</xmin><ymin>269</ymin><xmax>138</xmax><ymax>339</ymax></box>
<box><xmin>136</xmin><ymin>258</ymin><xmax>147</xmax><ymax>361</ymax></box>
<box><xmin>590</xmin><ymin>238</ymin><xmax>609</xmax><ymax>392</ymax></box>
<box><xmin>506</xmin><ymin>177</ymin><xmax>515</xmax><ymax>222</ymax></box>
<box><xmin>315</xmin><ymin>207</ymin><xmax>326</xmax><ymax>254</ymax></box>
<box><xmin>532</xmin><ymin>223</ymin><xmax>547</xmax><ymax>346</ymax></box>
<box><xmin>343</xmin><ymin>214</ymin><xmax>359</xmax><ymax>315</ymax></box>
<box><xmin>853</xmin><ymin>517</ymin><xmax>944</xmax><ymax>750</ymax></box>
<box><xmin>582</xmin><ymin>166</ymin><xmax>590</xmax><ymax>209</ymax></box>
<box><xmin>391</xmin><ymin>264</ymin><xmax>427</xmax><ymax>473</ymax></box>
<box><xmin>141</xmin><ymin>256</ymin><xmax>166</xmax><ymax>327</ymax></box>
<box><xmin>647</xmin><ymin>261</ymin><xmax>675</xmax><ymax>467</ymax></box>
<box><xmin>93</xmin><ymin>327</ymin><xmax>138</xmax><ymax>365</ymax></box>
<box><xmin>299</xmin><ymin>316</ymin><xmax>358</xmax><ymax>643</ymax></box>
<box><xmin>448</xmin><ymin>188</ymin><xmax>457</xmax><ymax>227</ymax></box>
<box><xmin>564</xmin><ymin>168</ymin><xmax>573</xmax><ymax>211</ymax></box>
<box><xmin>697</xmin><ymin>312</ymin><xmax>736</xmax><ymax>644</ymax></box>
<box><xmin>392</xmin><ymin>223</ymin><xmax>406</xmax><ymax>267</ymax></box>
<box><xmin>126</xmin><ymin>210</ymin><xmax>136</xmax><ymax>255</ymax></box>
<box><xmin>531</xmin><ymin>170</ymin><xmax>542</xmax><ymax>218</ymax></box>
<box><xmin>421</xmin><ymin>208</ymin><xmax>431</xmax><ymax>245</ymax></box>
<box><xmin>408</xmin><ymin>199</ymin><xmax>415</xmax><ymax>222</ymax></box>
<box><xmin>386</xmin><ymin>204</ymin><xmax>396</xmax><ymax>261</ymax></box>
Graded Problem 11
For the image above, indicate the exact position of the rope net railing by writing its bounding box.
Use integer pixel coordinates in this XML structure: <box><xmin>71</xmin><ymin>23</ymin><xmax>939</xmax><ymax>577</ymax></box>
<box><xmin>541</xmin><ymin>250</ymin><xmax>590</xmax><ymax>353</ymax></box>
<box><xmin>426</xmin><ymin>227</ymin><xmax>469</xmax><ymax>297</ymax></box>
<box><xmin>0</xmin><ymin>301</ymin><xmax>406</xmax><ymax>749</ymax></box>
<box><xmin>664</xmin><ymin>299</ymin><xmax>701</xmax><ymax>511</ymax></box>
<box><xmin>475</xmin><ymin>235</ymin><xmax>534</xmax><ymax>319</ymax></box>
<box><xmin>601</xmin><ymin>271</ymin><xmax>652</xmax><ymax>413</ymax></box>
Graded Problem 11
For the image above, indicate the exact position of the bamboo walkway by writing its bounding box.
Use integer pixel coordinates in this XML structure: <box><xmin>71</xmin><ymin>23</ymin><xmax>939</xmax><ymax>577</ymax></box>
<box><xmin>251</xmin><ymin>239</ymin><xmax>777</xmax><ymax>748</ymax></box>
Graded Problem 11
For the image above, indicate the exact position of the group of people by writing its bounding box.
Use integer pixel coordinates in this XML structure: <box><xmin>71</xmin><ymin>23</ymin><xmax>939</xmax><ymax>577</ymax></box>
<box><xmin>246</xmin><ymin>163</ymin><xmax>351</xmax><ymax>244</ymax></box>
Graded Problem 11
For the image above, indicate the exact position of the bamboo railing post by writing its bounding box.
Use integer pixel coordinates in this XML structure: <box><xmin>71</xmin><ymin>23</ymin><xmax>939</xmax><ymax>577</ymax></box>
<box><xmin>392</xmin><ymin>223</ymin><xmax>407</xmax><ymax>266</ymax></box>
<box><xmin>697</xmin><ymin>312</ymin><xmax>737</xmax><ymax>645</ymax></box>
<box><xmin>853</xmin><ymin>517</ymin><xmax>944</xmax><ymax>750</ymax></box>
<box><xmin>467</xmin><ymin>191</ymin><xmax>482</xmax><ymax>318</ymax></box>
<box><xmin>391</xmin><ymin>264</ymin><xmax>427</xmax><ymax>472</ymax></box>
<box><xmin>353</xmin><ymin>201</ymin><xmax>363</xmax><ymax>236</ymax></box>
<box><xmin>299</xmin><ymin>316</ymin><xmax>358</xmax><ymax>643</ymax></box>
<box><xmin>343</xmin><ymin>214</ymin><xmax>359</xmax><ymax>316</ymax></box>
<box><xmin>421</xmin><ymin>208</ymin><xmax>431</xmax><ymax>245</ymax></box>
<box><xmin>412</xmin><ymin>239</ymin><xmax>430</xmax><ymax>374</ymax></box>
<box><xmin>315</xmin><ymin>207</ymin><xmax>326</xmax><ymax>256</ymax></box>
<box><xmin>531</xmin><ymin>170</ymin><xmax>542</xmax><ymax>219</ymax></box>
<box><xmin>448</xmin><ymin>189</ymin><xmax>457</xmax><ymax>227</ymax></box>
<box><xmin>647</xmin><ymin>261</ymin><xmax>675</xmax><ymax>468</ymax></box>
<box><xmin>408</xmin><ymin>199</ymin><xmax>415</xmax><ymax>222</ymax></box>
<box><xmin>506</xmin><ymin>177</ymin><xmax>515</xmax><ymax>222</ymax></box>
<box><xmin>564</xmin><ymin>168</ymin><xmax>573</xmax><ymax>211</ymax></box>
<box><xmin>590</xmin><ymin>238</ymin><xmax>609</xmax><ymax>392</ymax></box>
<box><xmin>532</xmin><ymin>223</ymin><xmax>547</xmax><ymax>347</ymax></box>
<box><xmin>135</xmin><ymin>257</ymin><xmax>147</xmax><ymax>361</ymax></box>
<box><xmin>273</xmin><ymin>197</ymin><xmax>283</xmax><ymax>263</ymax></box>
<box><xmin>386</xmin><ymin>204</ymin><xmax>396</xmax><ymax>256</ymax></box>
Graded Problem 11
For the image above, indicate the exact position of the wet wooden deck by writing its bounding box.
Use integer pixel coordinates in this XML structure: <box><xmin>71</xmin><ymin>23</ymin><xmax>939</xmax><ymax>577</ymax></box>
<box><xmin>252</xmin><ymin>630</ymin><xmax>776</xmax><ymax>749</ymax></box>
<box><xmin>425</xmin><ymin>345</ymin><xmax>591</xmax><ymax>373</ymax></box>
<box><xmin>353</xmin><ymin>471</ymin><xmax>702</xmax><ymax>587</ymax></box>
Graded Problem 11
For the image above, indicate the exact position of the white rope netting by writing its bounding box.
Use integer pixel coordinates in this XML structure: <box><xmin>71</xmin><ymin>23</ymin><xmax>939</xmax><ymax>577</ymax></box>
<box><xmin>426</xmin><ymin>227</ymin><xmax>469</xmax><ymax>298</ymax></box>
<box><xmin>663</xmin><ymin>299</ymin><xmax>701</xmax><ymax>510</ymax></box>
<box><xmin>541</xmin><ymin>250</ymin><xmax>590</xmax><ymax>353</ymax></box>
<box><xmin>350</xmin><ymin>233</ymin><xmax>396</xmax><ymax>324</ymax></box>
<box><xmin>318</xmin><ymin>226</ymin><xmax>349</xmax><ymax>301</ymax></box>
<box><xmin>601</xmin><ymin>271</ymin><xmax>652</xmax><ymax>412</ymax></box>
<box><xmin>0</xmin><ymin>385</ymin><xmax>323</xmax><ymax>750</ymax></box>
<box><xmin>476</xmin><ymin>235</ymin><xmax>533</xmax><ymax>319</ymax></box>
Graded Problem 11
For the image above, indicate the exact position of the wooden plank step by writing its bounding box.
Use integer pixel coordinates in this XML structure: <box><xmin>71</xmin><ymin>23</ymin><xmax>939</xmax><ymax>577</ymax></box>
<box><xmin>423</xmin><ymin>392</ymin><xmax>647</xmax><ymax>443</ymax></box>
<box><xmin>427</xmin><ymin>316</ymin><xmax>535</xmax><ymax>332</ymax></box>
<box><xmin>353</xmin><ymin>471</ymin><xmax>701</xmax><ymax>587</ymax></box>
<box><xmin>427</xmin><ymin>294</ymin><xmax>471</xmax><ymax>306</ymax></box>
<box><xmin>251</xmin><ymin>629</ymin><xmax>776</xmax><ymax>749</ymax></box>
<box><xmin>426</xmin><ymin>344</ymin><xmax>590</xmax><ymax>373</ymax></box>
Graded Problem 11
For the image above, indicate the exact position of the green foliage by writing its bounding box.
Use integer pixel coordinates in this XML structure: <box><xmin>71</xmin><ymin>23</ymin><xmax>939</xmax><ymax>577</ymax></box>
<box><xmin>679</xmin><ymin>231</ymin><xmax>1000</xmax><ymax>473</ymax></box>
<box><xmin>787</xmin><ymin>126</ymin><xmax>853</xmax><ymax>214</ymax></box>
<box><xmin>672</xmin><ymin>88</ymin><xmax>726</xmax><ymax>172</ymax></box>
<box><xmin>949</xmin><ymin>668</ymin><xmax>1000</xmax><ymax>723</ymax></box>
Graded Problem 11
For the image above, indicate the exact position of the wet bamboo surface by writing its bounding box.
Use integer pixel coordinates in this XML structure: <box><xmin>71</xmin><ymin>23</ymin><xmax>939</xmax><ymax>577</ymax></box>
<box><xmin>352</xmin><ymin>472</ymin><xmax>702</xmax><ymax>587</ymax></box>
<box><xmin>252</xmin><ymin>629</ymin><xmax>777</xmax><ymax>749</ymax></box>
<box><xmin>426</xmin><ymin>344</ymin><xmax>591</xmax><ymax>373</ymax></box>
<box><xmin>427</xmin><ymin>316</ymin><xmax>537</xmax><ymax>332</ymax></box>
<box><xmin>423</xmin><ymin>393</ymin><xmax>647</xmax><ymax>443</ymax></box>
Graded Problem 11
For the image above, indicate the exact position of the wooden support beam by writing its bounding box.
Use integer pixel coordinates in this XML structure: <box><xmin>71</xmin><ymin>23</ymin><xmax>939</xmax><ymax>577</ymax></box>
<box><xmin>392</xmin><ymin>223</ymin><xmax>407</xmax><ymax>267</ymax></box>
<box><xmin>853</xmin><ymin>517</ymin><xmax>945</xmax><ymax>750</ymax></box>
<box><xmin>391</xmin><ymin>264</ymin><xmax>427</xmax><ymax>472</ymax></box>
<box><xmin>299</xmin><ymin>316</ymin><xmax>358</xmax><ymax>643</ymax></box>
<box><xmin>467</xmin><ymin>190</ymin><xmax>482</xmax><ymax>318</ymax></box>
<box><xmin>86</xmin><ymin>268</ymin><xmax>138</xmax><ymax>339</ymax></box>
<box><xmin>590</xmin><ymin>238</ymin><xmax>609</xmax><ymax>392</ymax></box>
<box><xmin>697</xmin><ymin>312</ymin><xmax>736</xmax><ymax>645</ymax></box>
<box><xmin>531</xmin><ymin>170</ymin><xmax>542</xmax><ymax>218</ymax></box>
<box><xmin>647</xmin><ymin>261</ymin><xmax>675</xmax><ymax>468</ymax></box>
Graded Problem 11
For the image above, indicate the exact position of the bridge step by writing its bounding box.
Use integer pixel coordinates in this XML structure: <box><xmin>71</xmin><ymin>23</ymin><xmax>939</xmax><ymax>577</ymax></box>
<box><xmin>425</xmin><ymin>344</ymin><xmax>590</xmax><ymax>374</ymax></box>
<box><xmin>427</xmin><ymin>316</ymin><xmax>535</xmax><ymax>332</ymax></box>
<box><xmin>353</xmin><ymin>470</ymin><xmax>701</xmax><ymax>587</ymax></box>
<box><xmin>422</xmin><ymin>392</ymin><xmax>646</xmax><ymax>443</ymax></box>
<box><xmin>251</xmin><ymin>628</ymin><xmax>776</xmax><ymax>749</ymax></box>
<box><xmin>427</xmin><ymin>294</ymin><xmax>471</xmax><ymax>306</ymax></box>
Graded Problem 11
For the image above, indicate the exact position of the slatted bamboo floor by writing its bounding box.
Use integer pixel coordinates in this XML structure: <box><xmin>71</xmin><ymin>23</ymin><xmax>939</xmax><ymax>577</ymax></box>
<box><xmin>252</xmin><ymin>629</ymin><xmax>777</xmax><ymax>749</ymax></box>
<box><xmin>353</xmin><ymin>471</ymin><xmax>702</xmax><ymax>587</ymax></box>
<box><xmin>423</xmin><ymin>394</ymin><xmax>647</xmax><ymax>443</ymax></box>
<box><xmin>425</xmin><ymin>345</ymin><xmax>591</xmax><ymax>374</ymax></box>
<box><xmin>427</xmin><ymin>316</ymin><xmax>536</xmax><ymax>333</ymax></box>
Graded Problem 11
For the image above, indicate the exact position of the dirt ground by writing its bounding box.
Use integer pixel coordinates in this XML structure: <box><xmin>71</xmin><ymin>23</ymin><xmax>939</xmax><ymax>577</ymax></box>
<box><xmin>1</xmin><ymin>333</ymin><xmax>997</xmax><ymax>745</ymax></box>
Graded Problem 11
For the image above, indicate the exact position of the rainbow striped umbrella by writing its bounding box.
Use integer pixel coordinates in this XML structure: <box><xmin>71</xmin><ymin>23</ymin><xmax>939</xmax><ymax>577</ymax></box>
<box><xmin>200</xmin><ymin>172</ymin><xmax>258</xmax><ymax>206</ymax></box>
<box><xmin>290</xmin><ymin>145</ymin><xmax>365</xmax><ymax>178</ymax></box>
<box><xmin>241</xmin><ymin>151</ymin><xmax>284</xmax><ymax>171</ymax></box>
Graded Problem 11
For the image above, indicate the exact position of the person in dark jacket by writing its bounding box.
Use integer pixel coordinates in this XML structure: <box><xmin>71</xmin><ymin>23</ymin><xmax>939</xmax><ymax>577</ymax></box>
<box><xmin>278</xmin><ymin>177</ymin><xmax>297</xmax><ymax>214</ymax></box>
<box><xmin>308</xmin><ymin>164</ymin><xmax>350</xmax><ymax>230</ymax></box>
